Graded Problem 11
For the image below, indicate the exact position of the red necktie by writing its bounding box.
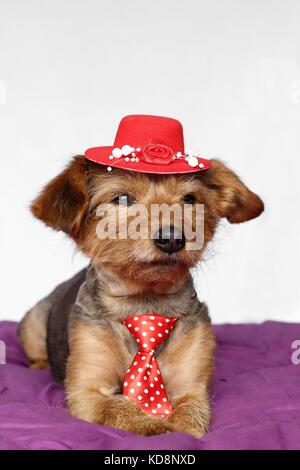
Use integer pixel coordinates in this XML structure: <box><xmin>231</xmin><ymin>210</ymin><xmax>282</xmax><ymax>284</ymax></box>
<box><xmin>122</xmin><ymin>313</ymin><xmax>177</xmax><ymax>418</ymax></box>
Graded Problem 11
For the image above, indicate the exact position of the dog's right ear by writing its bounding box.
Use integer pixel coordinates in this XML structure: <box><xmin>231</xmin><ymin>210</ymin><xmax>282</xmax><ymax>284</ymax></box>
<box><xmin>31</xmin><ymin>156</ymin><xmax>90</xmax><ymax>238</ymax></box>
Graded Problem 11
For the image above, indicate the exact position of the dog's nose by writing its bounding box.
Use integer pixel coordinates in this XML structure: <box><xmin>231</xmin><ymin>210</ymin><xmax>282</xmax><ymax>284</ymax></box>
<box><xmin>153</xmin><ymin>226</ymin><xmax>185</xmax><ymax>254</ymax></box>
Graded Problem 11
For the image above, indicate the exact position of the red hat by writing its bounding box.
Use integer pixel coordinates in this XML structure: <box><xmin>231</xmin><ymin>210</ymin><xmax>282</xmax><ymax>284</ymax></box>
<box><xmin>84</xmin><ymin>115</ymin><xmax>211</xmax><ymax>174</ymax></box>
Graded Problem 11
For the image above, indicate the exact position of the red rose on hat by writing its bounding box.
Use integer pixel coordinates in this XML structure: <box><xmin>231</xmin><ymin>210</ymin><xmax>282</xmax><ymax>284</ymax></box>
<box><xmin>140</xmin><ymin>143</ymin><xmax>174</xmax><ymax>165</ymax></box>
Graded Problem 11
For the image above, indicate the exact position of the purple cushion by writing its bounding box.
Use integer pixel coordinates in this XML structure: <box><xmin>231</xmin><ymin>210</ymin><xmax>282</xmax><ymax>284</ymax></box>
<box><xmin>0</xmin><ymin>321</ymin><xmax>299</xmax><ymax>450</ymax></box>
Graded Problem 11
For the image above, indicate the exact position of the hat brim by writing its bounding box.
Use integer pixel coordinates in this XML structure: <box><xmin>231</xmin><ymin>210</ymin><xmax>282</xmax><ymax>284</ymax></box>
<box><xmin>84</xmin><ymin>146</ymin><xmax>211</xmax><ymax>174</ymax></box>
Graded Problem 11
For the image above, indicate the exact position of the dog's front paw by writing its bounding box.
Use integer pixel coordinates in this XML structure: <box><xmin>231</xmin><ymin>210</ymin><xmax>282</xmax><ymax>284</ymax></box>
<box><xmin>102</xmin><ymin>395</ymin><xmax>174</xmax><ymax>436</ymax></box>
<box><xmin>168</xmin><ymin>396</ymin><xmax>211</xmax><ymax>438</ymax></box>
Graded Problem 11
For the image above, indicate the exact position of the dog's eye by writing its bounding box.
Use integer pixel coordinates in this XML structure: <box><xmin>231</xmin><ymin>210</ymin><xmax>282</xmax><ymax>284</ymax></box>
<box><xmin>112</xmin><ymin>194</ymin><xmax>135</xmax><ymax>205</ymax></box>
<box><xmin>182</xmin><ymin>194</ymin><xmax>196</xmax><ymax>204</ymax></box>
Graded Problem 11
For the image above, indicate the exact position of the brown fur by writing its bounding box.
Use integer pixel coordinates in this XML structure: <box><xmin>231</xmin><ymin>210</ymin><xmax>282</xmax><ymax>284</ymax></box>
<box><xmin>20</xmin><ymin>154</ymin><xmax>263</xmax><ymax>437</ymax></box>
<box><xmin>19</xmin><ymin>299</ymin><xmax>49</xmax><ymax>369</ymax></box>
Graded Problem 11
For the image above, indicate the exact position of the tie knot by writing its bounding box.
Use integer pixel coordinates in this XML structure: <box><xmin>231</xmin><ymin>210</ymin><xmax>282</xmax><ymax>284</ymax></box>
<box><xmin>123</xmin><ymin>314</ymin><xmax>177</xmax><ymax>352</ymax></box>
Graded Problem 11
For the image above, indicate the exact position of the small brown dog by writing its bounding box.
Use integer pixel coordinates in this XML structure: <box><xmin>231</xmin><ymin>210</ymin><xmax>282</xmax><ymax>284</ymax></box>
<box><xmin>19</xmin><ymin>117</ymin><xmax>263</xmax><ymax>437</ymax></box>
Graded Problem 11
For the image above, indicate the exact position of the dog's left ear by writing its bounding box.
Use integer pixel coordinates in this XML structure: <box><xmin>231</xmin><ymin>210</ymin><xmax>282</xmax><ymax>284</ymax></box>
<box><xmin>199</xmin><ymin>159</ymin><xmax>264</xmax><ymax>223</ymax></box>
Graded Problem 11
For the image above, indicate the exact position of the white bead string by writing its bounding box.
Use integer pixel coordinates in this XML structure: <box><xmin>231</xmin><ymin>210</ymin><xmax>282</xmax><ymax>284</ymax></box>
<box><xmin>106</xmin><ymin>145</ymin><xmax>206</xmax><ymax>171</ymax></box>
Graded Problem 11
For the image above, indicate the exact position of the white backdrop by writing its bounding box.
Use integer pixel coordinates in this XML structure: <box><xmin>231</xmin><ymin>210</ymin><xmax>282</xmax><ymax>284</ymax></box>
<box><xmin>0</xmin><ymin>0</ymin><xmax>299</xmax><ymax>323</ymax></box>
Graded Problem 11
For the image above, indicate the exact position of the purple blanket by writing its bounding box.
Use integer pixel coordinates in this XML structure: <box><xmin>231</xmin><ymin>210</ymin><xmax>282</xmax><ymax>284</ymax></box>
<box><xmin>0</xmin><ymin>320</ymin><xmax>299</xmax><ymax>450</ymax></box>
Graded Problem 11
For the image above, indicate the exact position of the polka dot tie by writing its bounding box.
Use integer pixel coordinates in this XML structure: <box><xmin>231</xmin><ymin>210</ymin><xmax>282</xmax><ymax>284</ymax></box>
<box><xmin>122</xmin><ymin>313</ymin><xmax>177</xmax><ymax>418</ymax></box>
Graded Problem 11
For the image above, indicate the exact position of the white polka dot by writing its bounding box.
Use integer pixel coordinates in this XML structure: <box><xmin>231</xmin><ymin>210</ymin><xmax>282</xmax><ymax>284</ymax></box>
<box><xmin>157</xmin><ymin>370</ymin><xmax>160</xmax><ymax>375</ymax></box>
<box><xmin>130</xmin><ymin>374</ymin><xmax>135</xmax><ymax>380</ymax></box>
<box><xmin>162</xmin><ymin>398</ymin><xmax>167</xmax><ymax>402</ymax></box>
<box><xmin>158</xmin><ymin>322</ymin><xmax>163</xmax><ymax>326</ymax></box>
<box><xmin>160</xmin><ymin>384</ymin><xmax>164</xmax><ymax>389</ymax></box>
<box><xmin>124</xmin><ymin>381</ymin><xmax>128</xmax><ymax>387</ymax></box>
<box><xmin>149</xmin><ymin>365</ymin><xmax>153</xmax><ymax>369</ymax></box>
<box><xmin>141</xmin><ymin>356</ymin><xmax>146</xmax><ymax>360</ymax></box>
<box><xmin>133</xmin><ymin>361</ymin><xmax>137</xmax><ymax>366</ymax></box>
<box><xmin>128</xmin><ymin>323</ymin><xmax>132</xmax><ymax>328</ymax></box>
<box><xmin>150</xmin><ymin>316</ymin><xmax>155</xmax><ymax>320</ymax></box>
<box><xmin>150</xmin><ymin>383</ymin><xmax>154</xmax><ymax>388</ymax></box>
<box><xmin>158</xmin><ymin>333</ymin><xmax>162</xmax><ymax>338</ymax></box>
<box><xmin>154</xmin><ymin>377</ymin><xmax>158</xmax><ymax>382</ymax></box>
<box><xmin>144</xmin><ymin>388</ymin><xmax>149</xmax><ymax>394</ymax></box>
<box><xmin>134</xmin><ymin>327</ymin><xmax>139</xmax><ymax>331</ymax></box>
<box><xmin>165</xmin><ymin>410</ymin><xmax>170</xmax><ymax>415</ymax></box>
<box><xmin>157</xmin><ymin>403</ymin><xmax>162</xmax><ymax>408</ymax></box>
<box><xmin>150</xmin><ymin>338</ymin><xmax>155</xmax><ymax>342</ymax></box>
<box><xmin>156</xmin><ymin>391</ymin><xmax>160</xmax><ymax>395</ymax></box>
<box><xmin>143</xmin><ymin>376</ymin><xmax>147</xmax><ymax>380</ymax></box>
<box><xmin>152</xmin><ymin>409</ymin><xmax>157</xmax><ymax>414</ymax></box>
<box><xmin>134</xmin><ymin>317</ymin><xmax>138</xmax><ymax>321</ymax></box>
<box><xmin>147</xmin><ymin>371</ymin><xmax>151</xmax><ymax>375</ymax></box>
<box><xmin>150</xmin><ymin>397</ymin><xmax>155</xmax><ymax>401</ymax></box>
<box><xmin>138</xmin><ymin>367</ymin><xmax>142</xmax><ymax>372</ymax></box>
<box><xmin>127</xmin><ymin>368</ymin><xmax>130</xmax><ymax>373</ymax></box>
<box><xmin>130</xmin><ymin>388</ymin><xmax>135</xmax><ymax>394</ymax></box>
<box><xmin>143</xmin><ymin>343</ymin><xmax>148</xmax><ymax>348</ymax></box>
<box><xmin>136</xmin><ymin>339</ymin><xmax>140</xmax><ymax>342</ymax></box>
<box><xmin>141</xmin><ymin>321</ymin><xmax>147</xmax><ymax>325</ymax></box>
<box><xmin>165</xmin><ymin>329</ymin><xmax>169</xmax><ymax>334</ymax></box>
<box><xmin>144</xmin><ymin>403</ymin><xmax>149</xmax><ymax>408</ymax></box>
<box><xmin>150</xmin><ymin>326</ymin><xmax>155</xmax><ymax>331</ymax></box>
<box><xmin>165</xmin><ymin>318</ymin><xmax>170</xmax><ymax>323</ymax></box>
<box><xmin>142</xmin><ymin>332</ymin><xmax>147</xmax><ymax>336</ymax></box>
<box><xmin>137</xmin><ymin>381</ymin><xmax>141</xmax><ymax>387</ymax></box>
<box><xmin>161</xmin><ymin>414</ymin><xmax>165</xmax><ymax>418</ymax></box>
<box><xmin>146</xmin><ymin>364</ymin><xmax>150</xmax><ymax>368</ymax></box>
<box><xmin>138</xmin><ymin>395</ymin><xmax>142</xmax><ymax>400</ymax></box>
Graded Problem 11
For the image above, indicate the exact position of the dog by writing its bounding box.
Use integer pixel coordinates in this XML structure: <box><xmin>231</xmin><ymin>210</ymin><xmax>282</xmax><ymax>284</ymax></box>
<box><xmin>19</xmin><ymin>116</ymin><xmax>264</xmax><ymax>437</ymax></box>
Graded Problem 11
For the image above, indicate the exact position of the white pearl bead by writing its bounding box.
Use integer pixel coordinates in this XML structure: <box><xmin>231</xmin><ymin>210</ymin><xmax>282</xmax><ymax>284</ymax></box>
<box><xmin>107</xmin><ymin>166</ymin><xmax>112</xmax><ymax>172</ymax></box>
<box><xmin>125</xmin><ymin>157</ymin><xmax>130</xmax><ymax>162</ymax></box>
<box><xmin>136</xmin><ymin>147</ymin><xmax>141</xmax><ymax>152</ymax></box>
<box><xmin>187</xmin><ymin>156</ymin><xmax>199</xmax><ymax>167</ymax></box>
<box><xmin>108</xmin><ymin>155</ymin><xmax>113</xmax><ymax>160</ymax></box>
<box><xmin>199</xmin><ymin>163</ymin><xmax>204</xmax><ymax>168</ymax></box>
<box><xmin>112</xmin><ymin>147</ymin><xmax>123</xmax><ymax>158</ymax></box>
<box><xmin>121</xmin><ymin>145</ymin><xmax>133</xmax><ymax>156</ymax></box>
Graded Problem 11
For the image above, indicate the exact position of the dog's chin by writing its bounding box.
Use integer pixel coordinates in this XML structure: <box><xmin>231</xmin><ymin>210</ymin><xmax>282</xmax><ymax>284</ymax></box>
<box><xmin>118</xmin><ymin>255</ymin><xmax>192</xmax><ymax>290</ymax></box>
<box><xmin>134</xmin><ymin>250</ymin><xmax>200</xmax><ymax>270</ymax></box>
<box><xmin>97</xmin><ymin>251</ymin><xmax>201</xmax><ymax>292</ymax></box>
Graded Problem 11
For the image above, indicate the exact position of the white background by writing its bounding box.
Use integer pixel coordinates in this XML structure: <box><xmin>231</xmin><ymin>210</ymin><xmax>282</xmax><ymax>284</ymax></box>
<box><xmin>0</xmin><ymin>0</ymin><xmax>299</xmax><ymax>323</ymax></box>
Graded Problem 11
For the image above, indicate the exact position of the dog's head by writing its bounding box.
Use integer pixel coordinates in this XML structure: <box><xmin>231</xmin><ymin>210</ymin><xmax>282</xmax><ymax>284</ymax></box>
<box><xmin>32</xmin><ymin>156</ymin><xmax>263</xmax><ymax>291</ymax></box>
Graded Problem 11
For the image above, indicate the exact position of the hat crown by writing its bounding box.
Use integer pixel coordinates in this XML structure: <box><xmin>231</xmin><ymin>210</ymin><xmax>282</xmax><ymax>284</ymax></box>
<box><xmin>114</xmin><ymin>115</ymin><xmax>185</xmax><ymax>153</ymax></box>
